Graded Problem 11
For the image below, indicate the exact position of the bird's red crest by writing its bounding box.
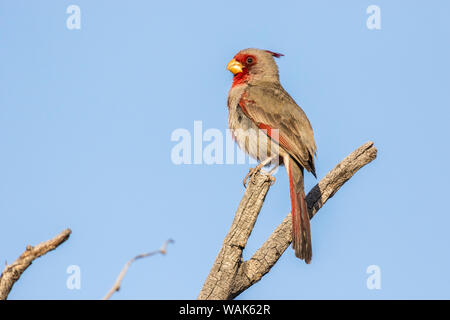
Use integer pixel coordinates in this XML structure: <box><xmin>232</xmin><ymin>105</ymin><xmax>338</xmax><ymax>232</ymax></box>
<box><xmin>265</xmin><ymin>50</ymin><xmax>284</xmax><ymax>58</ymax></box>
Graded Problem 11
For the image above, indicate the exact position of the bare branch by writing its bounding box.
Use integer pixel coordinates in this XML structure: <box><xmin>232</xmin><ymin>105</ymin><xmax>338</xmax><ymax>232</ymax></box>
<box><xmin>0</xmin><ymin>228</ymin><xmax>72</xmax><ymax>300</ymax></box>
<box><xmin>198</xmin><ymin>141</ymin><xmax>377</xmax><ymax>300</ymax></box>
<box><xmin>197</xmin><ymin>173</ymin><xmax>272</xmax><ymax>300</ymax></box>
<box><xmin>103</xmin><ymin>239</ymin><xmax>174</xmax><ymax>300</ymax></box>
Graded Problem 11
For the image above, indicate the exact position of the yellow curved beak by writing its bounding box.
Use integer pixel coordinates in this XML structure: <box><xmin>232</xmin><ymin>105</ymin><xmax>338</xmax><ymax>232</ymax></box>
<box><xmin>227</xmin><ymin>59</ymin><xmax>243</xmax><ymax>75</ymax></box>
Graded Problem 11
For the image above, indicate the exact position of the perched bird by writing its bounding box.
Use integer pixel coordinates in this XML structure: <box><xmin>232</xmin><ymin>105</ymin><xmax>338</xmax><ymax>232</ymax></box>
<box><xmin>226</xmin><ymin>48</ymin><xmax>317</xmax><ymax>263</ymax></box>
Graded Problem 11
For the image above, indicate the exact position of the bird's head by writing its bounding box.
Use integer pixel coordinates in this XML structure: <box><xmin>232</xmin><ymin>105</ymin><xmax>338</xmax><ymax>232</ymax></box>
<box><xmin>227</xmin><ymin>48</ymin><xmax>283</xmax><ymax>85</ymax></box>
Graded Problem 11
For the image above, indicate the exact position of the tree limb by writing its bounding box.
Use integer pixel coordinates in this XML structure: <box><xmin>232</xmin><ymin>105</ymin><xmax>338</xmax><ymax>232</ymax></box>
<box><xmin>103</xmin><ymin>239</ymin><xmax>174</xmax><ymax>300</ymax></box>
<box><xmin>0</xmin><ymin>228</ymin><xmax>72</xmax><ymax>300</ymax></box>
<box><xmin>197</xmin><ymin>173</ymin><xmax>273</xmax><ymax>300</ymax></box>
<box><xmin>198</xmin><ymin>141</ymin><xmax>377</xmax><ymax>300</ymax></box>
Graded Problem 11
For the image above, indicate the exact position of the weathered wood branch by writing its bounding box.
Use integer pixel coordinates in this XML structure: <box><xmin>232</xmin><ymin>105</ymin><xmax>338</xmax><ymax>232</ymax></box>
<box><xmin>197</xmin><ymin>173</ymin><xmax>273</xmax><ymax>300</ymax></box>
<box><xmin>198</xmin><ymin>141</ymin><xmax>377</xmax><ymax>300</ymax></box>
<box><xmin>103</xmin><ymin>239</ymin><xmax>174</xmax><ymax>300</ymax></box>
<box><xmin>0</xmin><ymin>228</ymin><xmax>72</xmax><ymax>300</ymax></box>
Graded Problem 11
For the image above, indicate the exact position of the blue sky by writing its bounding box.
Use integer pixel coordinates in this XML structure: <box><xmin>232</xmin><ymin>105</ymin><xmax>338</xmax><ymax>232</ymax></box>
<box><xmin>1</xmin><ymin>0</ymin><xmax>449</xmax><ymax>299</ymax></box>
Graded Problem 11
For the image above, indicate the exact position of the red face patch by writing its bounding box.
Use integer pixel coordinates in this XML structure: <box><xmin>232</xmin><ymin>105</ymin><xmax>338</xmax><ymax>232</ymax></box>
<box><xmin>230</xmin><ymin>54</ymin><xmax>257</xmax><ymax>88</ymax></box>
<box><xmin>234</xmin><ymin>54</ymin><xmax>257</xmax><ymax>68</ymax></box>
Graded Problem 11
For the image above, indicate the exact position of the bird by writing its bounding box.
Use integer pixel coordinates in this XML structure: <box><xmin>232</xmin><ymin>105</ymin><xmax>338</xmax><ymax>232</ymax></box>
<box><xmin>226</xmin><ymin>48</ymin><xmax>317</xmax><ymax>263</ymax></box>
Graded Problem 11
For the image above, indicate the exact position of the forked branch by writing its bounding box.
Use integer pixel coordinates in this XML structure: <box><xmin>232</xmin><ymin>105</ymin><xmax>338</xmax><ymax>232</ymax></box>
<box><xmin>198</xmin><ymin>141</ymin><xmax>377</xmax><ymax>300</ymax></box>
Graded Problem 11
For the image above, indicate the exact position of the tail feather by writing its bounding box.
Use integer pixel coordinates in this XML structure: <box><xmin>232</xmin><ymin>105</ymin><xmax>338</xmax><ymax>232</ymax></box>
<box><xmin>286</xmin><ymin>156</ymin><xmax>312</xmax><ymax>263</ymax></box>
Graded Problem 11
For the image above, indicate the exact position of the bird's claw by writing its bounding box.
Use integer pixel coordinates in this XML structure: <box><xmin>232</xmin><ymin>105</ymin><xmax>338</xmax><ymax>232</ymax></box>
<box><xmin>243</xmin><ymin>167</ymin><xmax>258</xmax><ymax>188</ymax></box>
<box><xmin>243</xmin><ymin>165</ymin><xmax>276</xmax><ymax>188</ymax></box>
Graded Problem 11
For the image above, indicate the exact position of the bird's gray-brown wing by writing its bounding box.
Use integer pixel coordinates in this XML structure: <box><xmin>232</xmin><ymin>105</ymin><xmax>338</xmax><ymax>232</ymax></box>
<box><xmin>239</xmin><ymin>82</ymin><xmax>317</xmax><ymax>176</ymax></box>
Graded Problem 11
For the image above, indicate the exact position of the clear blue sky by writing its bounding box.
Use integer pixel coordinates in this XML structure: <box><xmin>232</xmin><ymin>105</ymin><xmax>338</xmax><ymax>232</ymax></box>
<box><xmin>1</xmin><ymin>0</ymin><xmax>449</xmax><ymax>299</ymax></box>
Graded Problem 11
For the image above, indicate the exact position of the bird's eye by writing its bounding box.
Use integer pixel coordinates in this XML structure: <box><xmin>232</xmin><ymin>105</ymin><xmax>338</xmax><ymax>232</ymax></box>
<box><xmin>246</xmin><ymin>57</ymin><xmax>254</xmax><ymax>64</ymax></box>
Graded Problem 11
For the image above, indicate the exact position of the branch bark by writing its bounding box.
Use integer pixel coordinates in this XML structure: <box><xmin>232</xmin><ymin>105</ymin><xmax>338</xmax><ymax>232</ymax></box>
<box><xmin>0</xmin><ymin>228</ymin><xmax>72</xmax><ymax>300</ymax></box>
<box><xmin>198</xmin><ymin>141</ymin><xmax>377</xmax><ymax>300</ymax></box>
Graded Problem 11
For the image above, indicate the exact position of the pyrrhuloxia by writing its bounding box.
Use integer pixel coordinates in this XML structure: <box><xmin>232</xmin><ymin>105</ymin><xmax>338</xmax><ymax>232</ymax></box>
<box><xmin>227</xmin><ymin>48</ymin><xmax>317</xmax><ymax>263</ymax></box>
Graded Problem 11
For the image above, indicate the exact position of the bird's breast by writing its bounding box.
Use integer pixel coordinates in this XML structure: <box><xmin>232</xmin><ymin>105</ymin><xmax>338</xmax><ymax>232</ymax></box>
<box><xmin>227</xmin><ymin>90</ymin><xmax>281</xmax><ymax>162</ymax></box>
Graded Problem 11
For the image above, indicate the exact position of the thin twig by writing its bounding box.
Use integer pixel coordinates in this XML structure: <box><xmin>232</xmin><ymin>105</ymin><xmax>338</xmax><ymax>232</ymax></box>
<box><xmin>103</xmin><ymin>239</ymin><xmax>174</xmax><ymax>300</ymax></box>
<box><xmin>0</xmin><ymin>228</ymin><xmax>72</xmax><ymax>300</ymax></box>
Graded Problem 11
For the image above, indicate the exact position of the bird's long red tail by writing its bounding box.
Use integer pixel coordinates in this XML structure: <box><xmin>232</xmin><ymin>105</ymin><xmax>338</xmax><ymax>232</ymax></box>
<box><xmin>286</xmin><ymin>157</ymin><xmax>312</xmax><ymax>263</ymax></box>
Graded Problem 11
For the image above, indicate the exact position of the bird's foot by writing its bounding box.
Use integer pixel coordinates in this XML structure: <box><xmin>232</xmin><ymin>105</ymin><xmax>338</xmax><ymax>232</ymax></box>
<box><xmin>243</xmin><ymin>163</ymin><xmax>264</xmax><ymax>188</ymax></box>
<box><xmin>243</xmin><ymin>163</ymin><xmax>276</xmax><ymax>188</ymax></box>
